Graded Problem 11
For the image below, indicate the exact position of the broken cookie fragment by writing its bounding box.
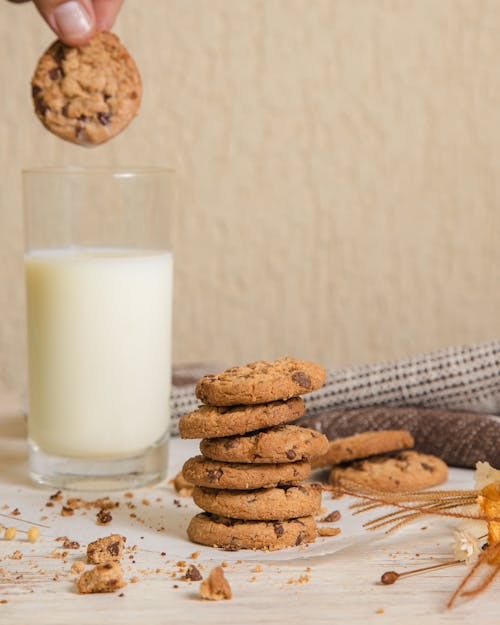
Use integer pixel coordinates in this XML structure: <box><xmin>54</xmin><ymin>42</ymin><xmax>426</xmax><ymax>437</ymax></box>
<box><xmin>173</xmin><ymin>471</ymin><xmax>194</xmax><ymax>497</ymax></box>
<box><xmin>77</xmin><ymin>561</ymin><xmax>126</xmax><ymax>594</ymax></box>
<box><xmin>199</xmin><ymin>566</ymin><xmax>232</xmax><ymax>601</ymax></box>
<box><xmin>87</xmin><ymin>534</ymin><xmax>125</xmax><ymax>564</ymax></box>
<box><xmin>31</xmin><ymin>32</ymin><xmax>141</xmax><ymax>146</ymax></box>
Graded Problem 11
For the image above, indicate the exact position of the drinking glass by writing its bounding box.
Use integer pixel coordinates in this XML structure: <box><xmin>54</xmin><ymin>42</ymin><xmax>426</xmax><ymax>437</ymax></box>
<box><xmin>23</xmin><ymin>167</ymin><xmax>174</xmax><ymax>490</ymax></box>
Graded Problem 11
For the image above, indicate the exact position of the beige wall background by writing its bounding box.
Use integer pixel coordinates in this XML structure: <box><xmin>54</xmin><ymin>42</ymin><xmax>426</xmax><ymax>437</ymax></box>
<box><xmin>1</xmin><ymin>0</ymin><xmax>500</xmax><ymax>414</ymax></box>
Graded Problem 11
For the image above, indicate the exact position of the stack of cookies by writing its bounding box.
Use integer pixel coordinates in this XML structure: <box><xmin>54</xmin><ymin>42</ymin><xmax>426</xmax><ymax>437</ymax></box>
<box><xmin>312</xmin><ymin>430</ymin><xmax>448</xmax><ymax>491</ymax></box>
<box><xmin>179</xmin><ymin>358</ymin><xmax>329</xmax><ymax>551</ymax></box>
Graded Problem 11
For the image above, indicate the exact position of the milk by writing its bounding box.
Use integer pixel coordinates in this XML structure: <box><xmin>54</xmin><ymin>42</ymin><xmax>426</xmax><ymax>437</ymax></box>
<box><xmin>25</xmin><ymin>248</ymin><xmax>172</xmax><ymax>459</ymax></box>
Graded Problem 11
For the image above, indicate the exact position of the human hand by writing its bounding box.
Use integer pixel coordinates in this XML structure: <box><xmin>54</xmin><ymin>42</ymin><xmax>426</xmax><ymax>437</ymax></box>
<box><xmin>10</xmin><ymin>0</ymin><xmax>124</xmax><ymax>46</ymax></box>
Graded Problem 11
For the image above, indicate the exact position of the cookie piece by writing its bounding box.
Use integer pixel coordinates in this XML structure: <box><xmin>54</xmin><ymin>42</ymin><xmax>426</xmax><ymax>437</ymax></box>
<box><xmin>192</xmin><ymin>484</ymin><xmax>322</xmax><ymax>520</ymax></box>
<box><xmin>200</xmin><ymin>425</ymin><xmax>329</xmax><ymax>464</ymax></box>
<box><xmin>31</xmin><ymin>32</ymin><xmax>141</xmax><ymax>145</ymax></box>
<box><xmin>76</xmin><ymin>561</ymin><xmax>126</xmax><ymax>594</ymax></box>
<box><xmin>187</xmin><ymin>513</ymin><xmax>316</xmax><ymax>551</ymax></box>
<box><xmin>312</xmin><ymin>430</ymin><xmax>415</xmax><ymax>469</ymax></box>
<box><xmin>86</xmin><ymin>534</ymin><xmax>125</xmax><ymax>564</ymax></box>
<box><xmin>199</xmin><ymin>566</ymin><xmax>232</xmax><ymax>601</ymax></box>
<box><xmin>182</xmin><ymin>455</ymin><xmax>311</xmax><ymax>490</ymax></box>
<box><xmin>172</xmin><ymin>471</ymin><xmax>194</xmax><ymax>497</ymax></box>
<box><xmin>195</xmin><ymin>357</ymin><xmax>326</xmax><ymax>406</ymax></box>
<box><xmin>329</xmin><ymin>450</ymin><xmax>448</xmax><ymax>492</ymax></box>
<box><xmin>179</xmin><ymin>397</ymin><xmax>304</xmax><ymax>439</ymax></box>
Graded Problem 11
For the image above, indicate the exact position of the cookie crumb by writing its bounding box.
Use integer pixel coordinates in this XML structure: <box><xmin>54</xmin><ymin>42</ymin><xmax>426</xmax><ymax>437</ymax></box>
<box><xmin>251</xmin><ymin>565</ymin><xmax>263</xmax><ymax>573</ymax></box>
<box><xmin>173</xmin><ymin>471</ymin><xmax>194</xmax><ymax>497</ymax></box>
<box><xmin>318</xmin><ymin>527</ymin><xmax>341</xmax><ymax>537</ymax></box>
<box><xmin>77</xmin><ymin>562</ymin><xmax>126</xmax><ymax>594</ymax></box>
<box><xmin>199</xmin><ymin>566</ymin><xmax>232</xmax><ymax>601</ymax></box>
<box><xmin>376</xmin><ymin>608</ymin><xmax>384</xmax><ymax>614</ymax></box>
<box><xmin>190</xmin><ymin>551</ymin><xmax>200</xmax><ymax>559</ymax></box>
<box><xmin>184</xmin><ymin>564</ymin><xmax>203</xmax><ymax>581</ymax></box>
<box><xmin>96</xmin><ymin>509</ymin><xmax>113</xmax><ymax>525</ymax></box>
<box><xmin>61</xmin><ymin>506</ymin><xmax>74</xmax><ymax>517</ymax></box>
<box><xmin>71</xmin><ymin>561</ymin><xmax>86</xmax><ymax>574</ymax></box>
<box><xmin>320</xmin><ymin>510</ymin><xmax>341</xmax><ymax>523</ymax></box>
<box><xmin>10</xmin><ymin>550</ymin><xmax>22</xmax><ymax>560</ymax></box>
<box><xmin>87</xmin><ymin>534</ymin><xmax>125</xmax><ymax>564</ymax></box>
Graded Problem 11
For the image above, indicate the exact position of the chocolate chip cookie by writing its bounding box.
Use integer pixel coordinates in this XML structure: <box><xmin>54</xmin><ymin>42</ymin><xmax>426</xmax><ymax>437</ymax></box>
<box><xmin>31</xmin><ymin>32</ymin><xmax>141</xmax><ymax>145</ymax></box>
<box><xmin>182</xmin><ymin>455</ymin><xmax>311</xmax><ymax>490</ymax></box>
<box><xmin>195</xmin><ymin>357</ymin><xmax>326</xmax><ymax>406</ymax></box>
<box><xmin>192</xmin><ymin>484</ymin><xmax>322</xmax><ymax>520</ymax></box>
<box><xmin>187</xmin><ymin>512</ymin><xmax>317</xmax><ymax>551</ymax></box>
<box><xmin>179</xmin><ymin>398</ymin><xmax>304</xmax><ymax>439</ymax></box>
<box><xmin>312</xmin><ymin>430</ymin><xmax>415</xmax><ymax>469</ymax></box>
<box><xmin>200</xmin><ymin>424</ymin><xmax>329</xmax><ymax>464</ymax></box>
<box><xmin>329</xmin><ymin>450</ymin><xmax>448</xmax><ymax>492</ymax></box>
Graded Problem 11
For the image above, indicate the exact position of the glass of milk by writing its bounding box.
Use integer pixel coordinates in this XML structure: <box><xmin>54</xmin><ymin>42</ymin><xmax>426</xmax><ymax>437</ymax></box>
<box><xmin>23</xmin><ymin>167</ymin><xmax>174</xmax><ymax>490</ymax></box>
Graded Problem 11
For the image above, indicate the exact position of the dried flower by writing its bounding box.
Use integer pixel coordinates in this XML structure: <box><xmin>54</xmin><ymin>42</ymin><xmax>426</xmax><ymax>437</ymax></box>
<box><xmin>474</xmin><ymin>461</ymin><xmax>500</xmax><ymax>491</ymax></box>
<box><xmin>4</xmin><ymin>527</ymin><xmax>16</xmax><ymax>540</ymax></box>
<box><xmin>452</xmin><ymin>530</ymin><xmax>481</xmax><ymax>564</ymax></box>
<box><xmin>27</xmin><ymin>527</ymin><xmax>40</xmax><ymax>543</ymax></box>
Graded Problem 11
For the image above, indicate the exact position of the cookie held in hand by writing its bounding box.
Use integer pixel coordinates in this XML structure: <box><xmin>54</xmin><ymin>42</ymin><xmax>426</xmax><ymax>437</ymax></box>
<box><xmin>31</xmin><ymin>32</ymin><xmax>141</xmax><ymax>145</ymax></box>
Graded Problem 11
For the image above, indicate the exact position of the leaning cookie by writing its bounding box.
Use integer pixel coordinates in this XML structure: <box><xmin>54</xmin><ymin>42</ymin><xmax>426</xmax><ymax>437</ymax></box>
<box><xmin>329</xmin><ymin>450</ymin><xmax>448</xmax><ymax>492</ymax></box>
<box><xmin>187</xmin><ymin>513</ymin><xmax>316</xmax><ymax>551</ymax></box>
<box><xmin>179</xmin><ymin>398</ymin><xmax>305</xmax><ymax>439</ymax></box>
<box><xmin>192</xmin><ymin>484</ymin><xmax>322</xmax><ymax>520</ymax></box>
<box><xmin>200</xmin><ymin>424</ymin><xmax>329</xmax><ymax>464</ymax></box>
<box><xmin>183</xmin><ymin>456</ymin><xmax>311</xmax><ymax>490</ymax></box>
<box><xmin>195</xmin><ymin>357</ymin><xmax>326</xmax><ymax>406</ymax></box>
<box><xmin>312</xmin><ymin>430</ymin><xmax>415</xmax><ymax>469</ymax></box>
<box><xmin>31</xmin><ymin>32</ymin><xmax>141</xmax><ymax>145</ymax></box>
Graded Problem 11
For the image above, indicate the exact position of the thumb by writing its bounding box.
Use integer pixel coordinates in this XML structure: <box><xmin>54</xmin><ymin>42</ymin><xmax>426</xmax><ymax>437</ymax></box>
<box><xmin>33</xmin><ymin>0</ymin><xmax>96</xmax><ymax>46</ymax></box>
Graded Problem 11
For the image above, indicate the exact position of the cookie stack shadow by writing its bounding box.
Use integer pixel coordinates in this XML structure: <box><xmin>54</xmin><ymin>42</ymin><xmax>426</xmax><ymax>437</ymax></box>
<box><xmin>179</xmin><ymin>358</ymin><xmax>329</xmax><ymax>551</ymax></box>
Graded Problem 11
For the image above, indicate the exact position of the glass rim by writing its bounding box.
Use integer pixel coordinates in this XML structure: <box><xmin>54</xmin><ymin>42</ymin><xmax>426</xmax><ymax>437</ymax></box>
<box><xmin>22</xmin><ymin>166</ymin><xmax>175</xmax><ymax>176</ymax></box>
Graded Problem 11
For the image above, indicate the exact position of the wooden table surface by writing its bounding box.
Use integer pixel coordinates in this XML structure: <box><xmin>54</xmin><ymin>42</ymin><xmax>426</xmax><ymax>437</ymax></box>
<box><xmin>0</xmin><ymin>412</ymin><xmax>497</xmax><ymax>625</ymax></box>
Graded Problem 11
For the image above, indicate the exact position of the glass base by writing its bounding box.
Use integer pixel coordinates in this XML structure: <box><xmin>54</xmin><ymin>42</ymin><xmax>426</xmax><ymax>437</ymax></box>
<box><xmin>29</xmin><ymin>435</ymin><xmax>168</xmax><ymax>491</ymax></box>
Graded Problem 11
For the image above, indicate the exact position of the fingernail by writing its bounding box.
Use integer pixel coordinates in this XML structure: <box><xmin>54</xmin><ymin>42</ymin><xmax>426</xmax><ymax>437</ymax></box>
<box><xmin>54</xmin><ymin>1</ymin><xmax>91</xmax><ymax>39</ymax></box>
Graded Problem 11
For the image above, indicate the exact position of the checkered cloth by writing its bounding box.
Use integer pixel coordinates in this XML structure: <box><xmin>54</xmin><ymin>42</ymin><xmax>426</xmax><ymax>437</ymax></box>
<box><xmin>171</xmin><ymin>340</ymin><xmax>500</xmax><ymax>468</ymax></box>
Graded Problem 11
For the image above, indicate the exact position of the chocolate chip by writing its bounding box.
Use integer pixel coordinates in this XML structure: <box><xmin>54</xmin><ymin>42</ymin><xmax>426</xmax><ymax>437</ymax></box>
<box><xmin>321</xmin><ymin>510</ymin><xmax>341</xmax><ymax>523</ymax></box>
<box><xmin>185</xmin><ymin>565</ymin><xmax>203</xmax><ymax>581</ymax></box>
<box><xmin>78</xmin><ymin>115</ymin><xmax>89</xmax><ymax>123</ymax></box>
<box><xmin>35</xmin><ymin>98</ymin><xmax>48</xmax><ymax>116</ymax></box>
<box><xmin>295</xmin><ymin>531</ymin><xmax>307</xmax><ymax>545</ymax></box>
<box><xmin>130</xmin><ymin>91</ymin><xmax>138</xmax><ymax>100</ymax></box>
<box><xmin>107</xmin><ymin>542</ymin><xmax>120</xmax><ymax>556</ymax></box>
<box><xmin>291</xmin><ymin>371</ymin><xmax>312</xmax><ymax>389</ymax></box>
<box><xmin>104</xmin><ymin>93</ymin><xmax>112</xmax><ymax>101</ymax></box>
<box><xmin>286</xmin><ymin>449</ymin><xmax>297</xmax><ymax>460</ymax></box>
<box><xmin>54</xmin><ymin>43</ymin><xmax>65</xmax><ymax>62</ymax></box>
<box><xmin>421</xmin><ymin>462</ymin><xmax>435</xmax><ymax>473</ymax></box>
<box><xmin>207</xmin><ymin>468</ymin><xmax>223</xmax><ymax>482</ymax></box>
<box><xmin>32</xmin><ymin>85</ymin><xmax>42</xmax><ymax>97</ymax></box>
<box><xmin>97</xmin><ymin>111</ymin><xmax>111</xmax><ymax>126</ymax></box>
<box><xmin>274</xmin><ymin>523</ymin><xmax>284</xmax><ymax>537</ymax></box>
<box><xmin>103</xmin><ymin>563</ymin><xmax>113</xmax><ymax>570</ymax></box>
<box><xmin>224</xmin><ymin>439</ymin><xmax>239</xmax><ymax>450</ymax></box>
<box><xmin>49</xmin><ymin>67</ymin><xmax>61</xmax><ymax>80</ymax></box>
